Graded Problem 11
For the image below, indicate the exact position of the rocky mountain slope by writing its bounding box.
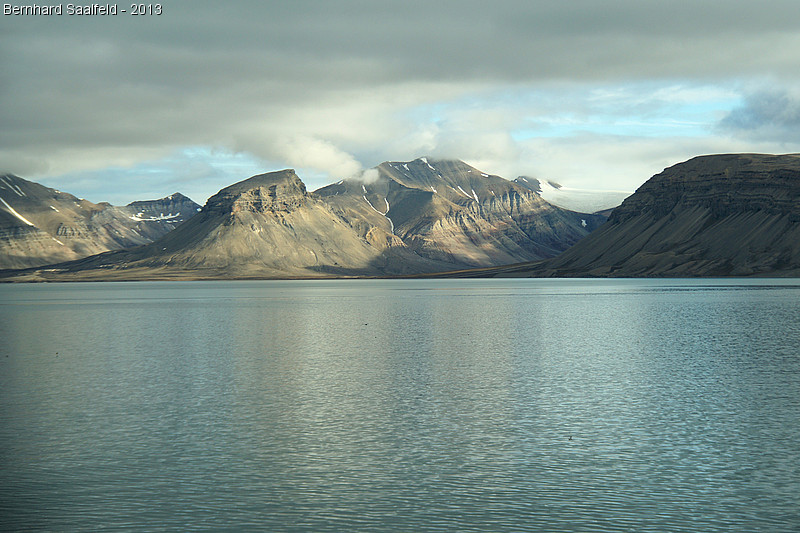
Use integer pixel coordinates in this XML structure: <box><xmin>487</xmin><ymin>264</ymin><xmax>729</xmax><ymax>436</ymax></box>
<box><xmin>0</xmin><ymin>174</ymin><xmax>199</xmax><ymax>269</ymax></box>
<box><xmin>2</xmin><ymin>160</ymin><xmax>605</xmax><ymax>280</ymax></box>
<box><xmin>473</xmin><ymin>154</ymin><xmax>800</xmax><ymax>277</ymax></box>
<box><xmin>316</xmin><ymin>158</ymin><xmax>605</xmax><ymax>267</ymax></box>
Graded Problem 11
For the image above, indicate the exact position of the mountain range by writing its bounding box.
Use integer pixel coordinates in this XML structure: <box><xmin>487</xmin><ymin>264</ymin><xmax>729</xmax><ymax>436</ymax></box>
<box><xmin>5</xmin><ymin>153</ymin><xmax>796</xmax><ymax>281</ymax></box>
<box><xmin>0</xmin><ymin>174</ymin><xmax>200</xmax><ymax>269</ymax></box>
<box><xmin>0</xmin><ymin>158</ymin><xmax>607</xmax><ymax>280</ymax></box>
<box><xmin>315</xmin><ymin>158</ymin><xmax>605</xmax><ymax>267</ymax></box>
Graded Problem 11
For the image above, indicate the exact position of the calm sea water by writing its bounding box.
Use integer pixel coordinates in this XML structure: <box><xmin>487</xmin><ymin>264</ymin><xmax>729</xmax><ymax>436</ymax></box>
<box><xmin>1</xmin><ymin>278</ymin><xmax>799</xmax><ymax>532</ymax></box>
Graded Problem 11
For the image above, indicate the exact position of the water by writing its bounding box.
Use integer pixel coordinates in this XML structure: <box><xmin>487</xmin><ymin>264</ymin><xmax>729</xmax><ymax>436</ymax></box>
<box><xmin>1</xmin><ymin>278</ymin><xmax>799</xmax><ymax>532</ymax></box>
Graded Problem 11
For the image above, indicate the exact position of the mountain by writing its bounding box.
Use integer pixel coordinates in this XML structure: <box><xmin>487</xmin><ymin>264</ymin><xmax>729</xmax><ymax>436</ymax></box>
<box><xmin>12</xmin><ymin>169</ymin><xmax>458</xmax><ymax>280</ymax></box>
<box><xmin>0</xmin><ymin>174</ymin><xmax>200</xmax><ymax>269</ymax></box>
<box><xmin>120</xmin><ymin>193</ymin><xmax>201</xmax><ymax>240</ymax></box>
<box><xmin>473</xmin><ymin>154</ymin><xmax>800</xmax><ymax>277</ymax></box>
<box><xmin>316</xmin><ymin>157</ymin><xmax>606</xmax><ymax>267</ymax></box>
<box><xmin>512</xmin><ymin>176</ymin><xmax>631</xmax><ymax>213</ymax></box>
<box><xmin>1</xmin><ymin>160</ymin><xmax>606</xmax><ymax>280</ymax></box>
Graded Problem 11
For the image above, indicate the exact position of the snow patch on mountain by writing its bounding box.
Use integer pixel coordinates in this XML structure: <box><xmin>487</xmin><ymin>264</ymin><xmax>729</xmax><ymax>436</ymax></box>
<box><xmin>129</xmin><ymin>212</ymin><xmax>182</xmax><ymax>222</ymax></box>
<box><xmin>420</xmin><ymin>157</ymin><xmax>436</xmax><ymax>171</ymax></box>
<box><xmin>0</xmin><ymin>196</ymin><xmax>35</xmax><ymax>226</ymax></box>
<box><xmin>0</xmin><ymin>177</ymin><xmax>26</xmax><ymax>197</ymax></box>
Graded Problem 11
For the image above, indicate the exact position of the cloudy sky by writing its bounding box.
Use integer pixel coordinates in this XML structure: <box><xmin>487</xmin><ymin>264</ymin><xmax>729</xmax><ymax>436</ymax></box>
<box><xmin>3</xmin><ymin>0</ymin><xmax>800</xmax><ymax>205</ymax></box>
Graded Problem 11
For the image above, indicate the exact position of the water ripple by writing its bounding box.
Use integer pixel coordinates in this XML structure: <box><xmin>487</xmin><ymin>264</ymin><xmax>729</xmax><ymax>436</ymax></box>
<box><xmin>1</xmin><ymin>279</ymin><xmax>799</xmax><ymax>531</ymax></box>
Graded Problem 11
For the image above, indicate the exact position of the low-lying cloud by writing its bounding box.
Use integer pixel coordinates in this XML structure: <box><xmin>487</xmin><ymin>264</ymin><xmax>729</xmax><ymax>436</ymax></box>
<box><xmin>353</xmin><ymin>168</ymin><xmax>380</xmax><ymax>184</ymax></box>
<box><xmin>267</xmin><ymin>135</ymin><xmax>363</xmax><ymax>180</ymax></box>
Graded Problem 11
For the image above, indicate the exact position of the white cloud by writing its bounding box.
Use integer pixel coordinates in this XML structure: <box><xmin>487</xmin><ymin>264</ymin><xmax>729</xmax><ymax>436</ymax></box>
<box><xmin>265</xmin><ymin>135</ymin><xmax>363</xmax><ymax>180</ymax></box>
<box><xmin>350</xmin><ymin>168</ymin><xmax>380</xmax><ymax>184</ymax></box>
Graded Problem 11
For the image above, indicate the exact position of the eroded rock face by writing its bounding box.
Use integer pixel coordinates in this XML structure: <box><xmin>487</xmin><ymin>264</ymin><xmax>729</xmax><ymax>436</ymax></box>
<box><xmin>611</xmin><ymin>154</ymin><xmax>800</xmax><ymax>223</ymax></box>
<box><xmin>497</xmin><ymin>154</ymin><xmax>800</xmax><ymax>277</ymax></box>
<box><xmin>205</xmin><ymin>170</ymin><xmax>310</xmax><ymax>216</ymax></box>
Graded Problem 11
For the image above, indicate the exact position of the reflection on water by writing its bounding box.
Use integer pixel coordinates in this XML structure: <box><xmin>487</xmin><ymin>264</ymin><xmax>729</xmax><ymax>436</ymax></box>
<box><xmin>1</xmin><ymin>279</ymin><xmax>799</xmax><ymax>531</ymax></box>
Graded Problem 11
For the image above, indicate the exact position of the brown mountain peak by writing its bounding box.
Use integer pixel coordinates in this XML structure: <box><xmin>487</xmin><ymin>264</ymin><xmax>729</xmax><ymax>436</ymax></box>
<box><xmin>204</xmin><ymin>169</ymin><xmax>308</xmax><ymax>215</ymax></box>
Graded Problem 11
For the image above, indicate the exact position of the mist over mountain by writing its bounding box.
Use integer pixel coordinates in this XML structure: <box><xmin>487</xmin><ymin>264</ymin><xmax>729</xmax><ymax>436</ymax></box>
<box><xmin>468</xmin><ymin>154</ymin><xmax>800</xmax><ymax>277</ymax></box>
<box><xmin>0</xmin><ymin>174</ymin><xmax>200</xmax><ymax>269</ymax></box>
